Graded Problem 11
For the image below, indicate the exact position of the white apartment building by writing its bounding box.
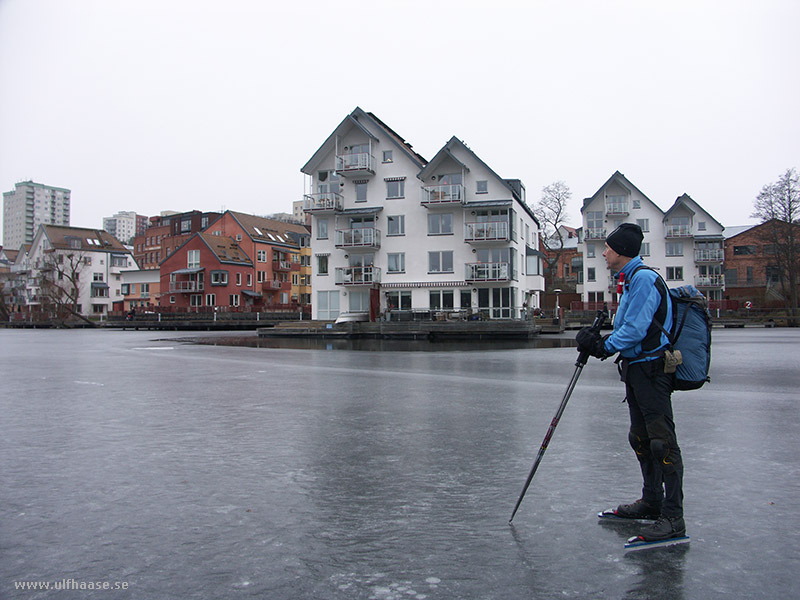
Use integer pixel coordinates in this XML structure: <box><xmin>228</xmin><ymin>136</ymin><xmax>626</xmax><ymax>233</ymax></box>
<box><xmin>579</xmin><ymin>171</ymin><xmax>725</xmax><ymax>305</ymax></box>
<box><xmin>25</xmin><ymin>224</ymin><xmax>135</xmax><ymax>318</ymax></box>
<box><xmin>102</xmin><ymin>211</ymin><xmax>147</xmax><ymax>245</ymax></box>
<box><xmin>302</xmin><ymin>108</ymin><xmax>545</xmax><ymax>321</ymax></box>
<box><xmin>3</xmin><ymin>181</ymin><xmax>71</xmax><ymax>250</ymax></box>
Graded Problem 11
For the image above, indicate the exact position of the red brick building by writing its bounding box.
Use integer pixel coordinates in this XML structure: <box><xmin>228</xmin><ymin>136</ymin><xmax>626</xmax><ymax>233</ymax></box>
<box><xmin>132</xmin><ymin>210</ymin><xmax>221</xmax><ymax>270</ymax></box>
<box><xmin>159</xmin><ymin>232</ymin><xmax>255</xmax><ymax>311</ymax></box>
<box><xmin>724</xmin><ymin>219</ymin><xmax>800</xmax><ymax>309</ymax></box>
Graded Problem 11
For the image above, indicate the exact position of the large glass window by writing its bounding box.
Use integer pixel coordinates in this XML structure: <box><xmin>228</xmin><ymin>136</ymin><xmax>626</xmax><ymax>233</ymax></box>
<box><xmin>386</xmin><ymin>290</ymin><xmax>411</xmax><ymax>311</ymax></box>
<box><xmin>428</xmin><ymin>213</ymin><xmax>453</xmax><ymax>235</ymax></box>
<box><xmin>430</xmin><ymin>290</ymin><xmax>454</xmax><ymax>310</ymax></box>
<box><xmin>428</xmin><ymin>251</ymin><xmax>454</xmax><ymax>273</ymax></box>
<box><xmin>317</xmin><ymin>290</ymin><xmax>340</xmax><ymax>320</ymax></box>
<box><xmin>187</xmin><ymin>250</ymin><xmax>200</xmax><ymax>269</ymax></box>
<box><xmin>387</xmin><ymin>215</ymin><xmax>405</xmax><ymax>236</ymax></box>
<box><xmin>387</xmin><ymin>253</ymin><xmax>405</xmax><ymax>273</ymax></box>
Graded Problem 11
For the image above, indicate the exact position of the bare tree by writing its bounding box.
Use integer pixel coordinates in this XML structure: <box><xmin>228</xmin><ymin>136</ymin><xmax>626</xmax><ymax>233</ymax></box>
<box><xmin>534</xmin><ymin>181</ymin><xmax>572</xmax><ymax>283</ymax></box>
<box><xmin>751</xmin><ymin>168</ymin><xmax>800</xmax><ymax>324</ymax></box>
<box><xmin>38</xmin><ymin>250</ymin><xmax>93</xmax><ymax>326</ymax></box>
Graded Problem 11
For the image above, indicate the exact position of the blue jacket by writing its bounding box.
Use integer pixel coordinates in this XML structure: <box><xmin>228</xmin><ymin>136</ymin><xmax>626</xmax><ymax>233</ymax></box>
<box><xmin>603</xmin><ymin>256</ymin><xmax>672</xmax><ymax>362</ymax></box>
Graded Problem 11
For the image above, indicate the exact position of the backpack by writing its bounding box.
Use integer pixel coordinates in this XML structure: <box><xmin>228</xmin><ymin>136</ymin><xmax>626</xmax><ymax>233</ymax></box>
<box><xmin>628</xmin><ymin>266</ymin><xmax>713</xmax><ymax>391</ymax></box>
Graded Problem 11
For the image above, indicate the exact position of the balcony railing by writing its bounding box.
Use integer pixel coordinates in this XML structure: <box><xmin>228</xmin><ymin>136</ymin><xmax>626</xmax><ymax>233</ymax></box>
<box><xmin>464</xmin><ymin>221</ymin><xmax>509</xmax><ymax>242</ymax></box>
<box><xmin>335</xmin><ymin>266</ymin><xmax>381</xmax><ymax>285</ymax></box>
<box><xmin>335</xmin><ymin>227</ymin><xmax>381</xmax><ymax>249</ymax></box>
<box><xmin>421</xmin><ymin>184</ymin><xmax>465</xmax><ymax>205</ymax></box>
<box><xmin>272</xmin><ymin>260</ymin><xmax>292</xmax><ymax>271</ymax></box>
<box><xmin>695</xmin><ymin>249</ymin><xmax>724</xmax><ymax>262</ymax></box>
<box><xmin>169</xmin><ymin>280</ymin><xmax>204</xmax><ymax>293</ymax></box>
<box><xmin>303</xmin><ymin>192</ymin><xmax>342</xmax><ymax>212</ymax></box>
<box><xmin>605</xmin><ymin>201</ymin><xmax>629</xmax><ymax>216</ymax></box>
<box><xmin>263</xmin><ymin>280</ymin><xmax>291</xmax><ymax>291</ymax></box>
<box><xmin>335</xmin><ymin>152</ymin><xmax>375</xmax><ymax>176</ymax></box>
<box><xmin>465</xmin><ymin>262</ymin><xmax>510</xmax><ymax>282</ymax></box>
<box><xmin>665</xmin><ymin>225</ymin><xmax>692</xmax><ymax>237</ymax></box>
<box><xmin>584</xmin><ymin>227</ymin><xmax>607</xmax><ymax>240</ymax></box>
<box><xmin>695</xmin><ymin>274</ymin><xmax>725</xmax><ymax>288</ymax></box>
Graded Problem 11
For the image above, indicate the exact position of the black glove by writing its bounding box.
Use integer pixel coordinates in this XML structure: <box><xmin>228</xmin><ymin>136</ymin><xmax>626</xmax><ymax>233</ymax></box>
<box><xmin>576</xmin><ymin>327</ymin><xmax>610</xmax><ymax>359</ymax></box>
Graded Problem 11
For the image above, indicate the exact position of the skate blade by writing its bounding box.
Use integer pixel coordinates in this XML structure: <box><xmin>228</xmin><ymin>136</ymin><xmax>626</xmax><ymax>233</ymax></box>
<box><xmin>624</xmin><ymin>535</ymin><xmax>690</xmax><ymax>551</ymax></box>
<box><xmin>598</xmin><ymin>509</ymin><xmax>657</xmax><ymax>523</ymax></box>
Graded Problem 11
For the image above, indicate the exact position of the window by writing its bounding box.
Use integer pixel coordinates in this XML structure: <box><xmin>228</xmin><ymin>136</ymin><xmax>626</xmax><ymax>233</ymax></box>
<box><xmin>317</xmin><ymin>218</ymin><xmax>328</xmax><ymax>240</ymax></box>
<box><xmin>698</xmin><ymin>221</ymin><xmax>707</xmax><ymax>231</ymax></box>
<box><xmin>387</xmin><ymin>253</ymin><xmax>405</xmax><ymax>273</ymax></box>
<box><xmin>317</xmin><ymin>290</ymin><xmax>340</xmax><ymax>320</ymax></box>
<box><xmin>588</xmin><ymin>267</ymin><xmax>596</xmax><ymax>282</ymax></box>
<box><xmin>734</xmin><ymin>245</ymin><xmax>755</xmax><ymax>255</ymax></box>
<box><xmin>428</xmin><ymin>213</ymin><xmax>453</xmax><ymax>235</ymax></box>
<box><xmin>746</xmin><ymin>266</ymin><xmax>754</xmax><ymax>283</ymax></box>
<box><xmin>187</xmin><ymin>250</ymin><xmax>200</xmax><ymax>269</ymax></box>
<box><xmin>236</xmin><ymin>272</ymin><xmax>242</xmax><ymax>286</ymax></box>
<box><xmin>317</xmin><ymin>255</ymin><xmax>329</xmax><ymax>275</ymax></box>
<box><xmin>382</xmin><ymin>150</ymin><xmax>393</xmax><ymax>163</ymax></box>
<box><xmin>476</xmin><ymin>180</ymin><xmax>488</xmax><ymax>194</ymax></box>
<box><xmin>210</xmin><ymin>270</ymin><xmax>228</xmax><ymax>285</ymax></box>
<box><xmin>229</xmin><ymin>294</ymin><xmax>240</xmax><ymax>307</ymax></box>
<box><xmin>428</xmin><ymin>251</ymin><xmax>454</xmax><ymax>273</ymax></box>
<box><xmin>355</xmin><ymin>182</ymin><xmax>367</xmax><ymax>203</ymax></box>
<box><xmin>247</xmin><ymin>273</ymin><xmax>252</xmax><ymax>287</ymax></box>
<box><xmin>385</xmin><ymin>290</ymin><xmax>411</xmax><ymax>310</ymax></box>
<box><xmin>637</xmin><ymin>218</ymin><xmax>649</xmax><ymax>232</ymax></box>
<box><xmin>586</xmin><ymin>243</ymin><xmax>595</xmax><ymax>258</ymax></box>
<box><xmin>121</xmin><ymin>284</ymin><xmax>131</xmax><ymax>295</ymax></box>
<box><xmin>725</xmin><ymin>268</ymin><xmax>738</xmax><ymax>285</ymax></box>
<box><xmin>201</xmin><ymin>216</ymin><xmax>209</xmax><ymax>228</ymax></box>
<box><xmin>386</xmin><ymin>179</ymin><xmax>405</xmax><ymax>199</ymax></box>
<box><xmin>257</xmin><ymin>249</ymin><xmax>267</xmax><ymax>262</ymax></box>
<box><xmin>430</xmin><ymin>290</ymin><xmax>454</xmax><ymax>310</ymax></box>
<box><xmin>181</xmin><ymin>219</ymin><xmax>191</xmax><ymax>233</ymax></box>
<box><xmin>141</xmin><ymin>283</ymin><xmax>149</xmax><ymax>296</ymax></box>
<box><xmin>640</xmin><ymin>242</ymin><xmax>650</xmax><ymax>256</ymax></box>
<box><xmin>632</xmin><ymin>199</ymin><xmax>641</xmax><ymax>209</ymax></box>
<box><xmin>666</xmin><ymin>267</ymin><xmax>683</xmax><ymax>281</ymax></box>
<box><xmin>387</xmin><ymin>215</ymin><xmax>405</xmax><ymax>236</ymax></box>
<box><xmin>93</xmin><ymin>273</ymin><xmax>104</xmax><ymax>282</ymax></box>
<box><xmin>190</xmin><ymin>294</ymin><xmax>202</xmax><ymax>307</ymax></box>
<box><xmin>665</xmin><ymin>242</ymin><xmax>684</xmax><ymax>257</ymax></box>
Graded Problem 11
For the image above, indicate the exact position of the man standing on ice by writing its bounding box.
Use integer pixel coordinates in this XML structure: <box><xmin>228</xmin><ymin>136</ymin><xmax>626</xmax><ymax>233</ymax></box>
<box><xmin>576</xmin><ymin>223</ymin><xmax>686</xmax><ymax>543</ymax></box>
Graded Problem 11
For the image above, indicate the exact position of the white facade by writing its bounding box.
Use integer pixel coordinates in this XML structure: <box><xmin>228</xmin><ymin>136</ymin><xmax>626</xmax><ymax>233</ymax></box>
<box><xmin>26</xmin><ymin>225</ymin><xmax>135</xmax><ymax>318</ymax></box>
<box><xmin>3</xmin><ymin>181</ymin><xmax>70</xmax><ymax>249</ymax></box>
<box><xmin>579</xmin><ymin>172</ymin><xmax>725</xmax><ymax>304</ymax></box>
<box><xmin>102</xmin><ymin>211</ymin><xmax>140</xmax><ymax>245</ymax></box>
<box><xmin>302</xmin><ymin>108</ymin><xmax>545</xmax><ymax>320</ymax></box>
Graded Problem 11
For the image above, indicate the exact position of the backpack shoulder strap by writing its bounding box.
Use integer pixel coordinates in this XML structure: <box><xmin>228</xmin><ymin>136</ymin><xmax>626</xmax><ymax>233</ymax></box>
<box><xmin>625</xmin><ymin>264</ymin><xmax>674</xmax><ymax>345</ymax></box>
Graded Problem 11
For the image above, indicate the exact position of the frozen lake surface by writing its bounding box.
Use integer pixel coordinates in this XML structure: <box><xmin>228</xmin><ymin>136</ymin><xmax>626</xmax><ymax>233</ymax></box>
<box><xmin>1</xmin><ymin>327</ymin><xmax>799</xmax><ymax>599</ymax></box>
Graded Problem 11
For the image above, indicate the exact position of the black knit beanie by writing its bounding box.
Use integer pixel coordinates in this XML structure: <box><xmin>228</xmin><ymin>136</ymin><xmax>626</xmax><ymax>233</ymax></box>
<box><xmin>605</xmin><ymin>223</ymin><xmax>643</xmax><ymax>257</ymax></box>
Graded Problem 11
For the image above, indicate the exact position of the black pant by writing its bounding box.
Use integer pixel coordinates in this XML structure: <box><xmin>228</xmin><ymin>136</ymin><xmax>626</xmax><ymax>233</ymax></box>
<box><xmin>624</xmin><ymin>358</ymin><xmax>684</xmax><ymax>518</ymax></box>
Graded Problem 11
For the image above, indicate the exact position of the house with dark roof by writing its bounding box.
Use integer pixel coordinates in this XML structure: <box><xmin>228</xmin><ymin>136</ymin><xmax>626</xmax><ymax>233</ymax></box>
<box><xmin>579</xmin><ymin>172</ymin><xmax>725</xmax><ymax>308</ymax></box>
<box><xmin>159</xmin><ymin>231</ymin><xmax>255</xmax><ymax>311</ymax></box>
<box><xmin>301</xmin><ymin>107</ymin><xmax>545</xmax><ymax>320</ymax></box>
<box><xmin>22</xmin><ymin>224</ymin><xmax>135</xmax><ymax>319</ymax></box>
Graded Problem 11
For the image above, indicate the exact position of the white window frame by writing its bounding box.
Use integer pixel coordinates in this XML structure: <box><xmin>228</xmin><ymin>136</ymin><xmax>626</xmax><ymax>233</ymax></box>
<box><xmin>428</xmin><ymin>251</ymin><xmax>454</xmax><ymax>273</ymax></box>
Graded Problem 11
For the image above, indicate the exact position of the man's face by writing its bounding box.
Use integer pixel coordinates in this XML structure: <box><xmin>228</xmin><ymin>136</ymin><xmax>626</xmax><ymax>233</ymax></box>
<box><xmin>603</xmin><ymin>244</ymin><xmax>627</xmax><ymax>272</ymax></box>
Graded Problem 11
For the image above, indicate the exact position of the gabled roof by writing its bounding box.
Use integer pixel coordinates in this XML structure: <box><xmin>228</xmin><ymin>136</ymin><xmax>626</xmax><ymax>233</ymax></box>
<box><xmin>723</xmin><ymin>224</ymin><xmax>757</xmax><ymax>239</ymax></box>
<box><xmin>419</xmin><ymin>137</ymin><xmax>538</xmax><ymax>225</ymax></box>
<box><xmin>301</xmin><ymin>107</ymin><xmax>427</xmax><ymax>175</ymax></box>
<box><xmin>227</xmin><ymin>211</ymin><xmax>310</xmax><ymax>247</ymax></box>
<box><xmin>196</xmin><ymin>232</ymin><xmax>252</xmax><ymax>266</ymax></box>
<box><xmin>581</xmin><ymin>171</ymin><xmax>661</xmax><ymax>214</ymax></box>
<box><xmin>664</xmin><ymin>193</ymin><xmax>724</xmax><ymax>229</ymax></box>
<box><xmin>40</xmin><ymin>225</ymin><xmax>130</xmax><ymax>253</ymax></box>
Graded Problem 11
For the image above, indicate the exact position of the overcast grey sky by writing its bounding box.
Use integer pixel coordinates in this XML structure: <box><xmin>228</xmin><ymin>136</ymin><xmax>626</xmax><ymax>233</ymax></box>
<box><xmin>1</xmin><ymin>0</ymin><xmax>798</xmax><ymax>245</ymax></box>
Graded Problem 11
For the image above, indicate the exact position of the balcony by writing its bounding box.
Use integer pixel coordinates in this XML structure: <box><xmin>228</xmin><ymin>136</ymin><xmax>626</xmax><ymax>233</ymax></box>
<box><xmin>694</xmin><ymin>249</ymin><xmax>724</xmax><ymax>263</ymax></box>
<box><xmin>421</xmin><ymin>184</ymin><xmax>465</xmax><ymax>206</ymax></box>
<box><xmin>695</xmin><ymin>274</ymin><xmax>725</xmax><ymax>288</ymax></box>
<box><xmin>605</xmin><ymin>200</ymin><xmax>629</xmax><ymax>216</ymax></box>
<box><xmin>335</xmin><ymin>266</ymin><xmax>381</xmax><ymax>285</ymax></box>
<box><xmin>169</xmin><ymin>280</ymin><xmax>204</xmax><ymax>293</ymax></box>
<box><xmin>272</xmin><ymin>260</ymin><xmax>292</xmax><ymax>272</ymax></box>
<box><xmin>262</xmin><ymin>280</ymin><xmax>291</xmax><ymax>292</ymax></box>
<box><xmin>464</xmin><ymin>221</ymin><xmax>509</xmax><ymax>243</ymax></box>
<box><xmin>335</xmin><ymin>227</ymin><xmax>381</xmax><ymax>249</ymax></box>
<box><xmin>465</xmin><ymin>262</ymin><xmax>510</xmax><ymax>282</ymax></box>
<box><xmin>665</xmin><ymin>225</ymin><xmax>693</xmax><ymax>238</ymax></box>
<box><xmin>584</xmin><ymin>228</ymin><xmax>607</xmax><ymax>240</ymax></box>
<box><xmin>303</xmin><ymin>192</ymin><xmax>342</xmax><ymax>213</ymax></box>
<box><xmin>335</xmin><ymin>152</ymin><xmax>375</xmax><ymax>177</ymax></box>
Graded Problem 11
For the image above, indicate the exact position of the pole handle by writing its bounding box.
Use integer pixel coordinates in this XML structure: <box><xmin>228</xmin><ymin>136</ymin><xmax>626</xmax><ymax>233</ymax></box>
<box><xmin>575</xmin><ymin>304</ymin><xmax>609</xmax><ymax>367</ymax></box>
